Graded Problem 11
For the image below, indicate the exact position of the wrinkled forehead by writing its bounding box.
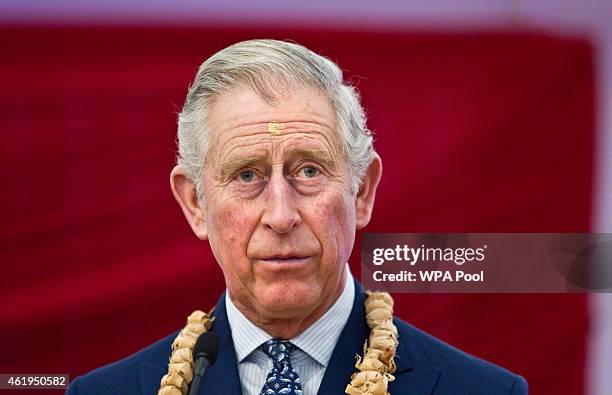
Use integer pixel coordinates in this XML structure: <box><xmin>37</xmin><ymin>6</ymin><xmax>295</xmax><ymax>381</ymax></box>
<box><xmin>205</xmin><ymin>85</ymin><xmax>344</xmax><ymax>163</ymax></box>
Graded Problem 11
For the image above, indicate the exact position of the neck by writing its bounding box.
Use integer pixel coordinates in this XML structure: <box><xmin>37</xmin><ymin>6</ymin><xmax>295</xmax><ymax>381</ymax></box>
<box><xmin>231</xmin><ymin>271</ymin><xmax>347</xmax><ymax>339</ymax></box>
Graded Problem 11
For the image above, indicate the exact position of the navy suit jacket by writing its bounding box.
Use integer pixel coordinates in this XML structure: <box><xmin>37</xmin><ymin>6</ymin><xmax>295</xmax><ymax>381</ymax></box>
<box><xmin>67</xmin><ymin>280</ymin><xmax>528</xmax><ymax>394</ymax></box>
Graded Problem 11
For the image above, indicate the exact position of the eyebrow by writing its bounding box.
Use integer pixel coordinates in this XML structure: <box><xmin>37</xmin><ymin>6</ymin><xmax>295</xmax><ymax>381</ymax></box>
<box><xmin>218</xmin><ymin>148</ymin><xmax>338</xmax><ymax>177</ymax></box>
<box><xmin>286</xmin><ymin>149</ymin><xmax>337</xmax><ymax>167</ymax></box>
<box><xmin>218</xmin><ymin>156</ymin><xmax>266</xmax><ymax>178</ymax></box>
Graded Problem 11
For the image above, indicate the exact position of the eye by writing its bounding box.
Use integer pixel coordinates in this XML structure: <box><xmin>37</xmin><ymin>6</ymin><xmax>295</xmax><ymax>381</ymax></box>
<box><xmin>238</xmin><ymin>169</ymin><xmax>256</xmax><ymax>182</ymax></box>
<box><xmin>300</xmin><ymin>166</ymin><xmax>319</xmax><ymax>178</ymax></box>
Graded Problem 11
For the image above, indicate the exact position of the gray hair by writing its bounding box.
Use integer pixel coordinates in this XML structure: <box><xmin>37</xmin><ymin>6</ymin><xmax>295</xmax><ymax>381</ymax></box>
<box><xmin>176</xmin><ymin>39</ymin><xmax>376</xmax><ymax>200</ymax></box>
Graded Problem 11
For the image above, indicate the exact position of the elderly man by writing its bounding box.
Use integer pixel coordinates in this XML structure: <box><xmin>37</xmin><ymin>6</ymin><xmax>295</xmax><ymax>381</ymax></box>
<box><xmin>67</xmin><ymin>39</ymin><xmax>527</xmax><ymax>395</ymax></box>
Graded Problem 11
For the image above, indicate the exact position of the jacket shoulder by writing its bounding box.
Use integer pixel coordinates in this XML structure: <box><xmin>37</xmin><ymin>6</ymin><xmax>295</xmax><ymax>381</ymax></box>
<box><xmin>394</xmin><ymin>317</ymin><xmax>528</xmax><ymax>394</ymax></box>
<box><xmin>66</xmin><ymin>331</ymin><xmax>177</xmax><ymax>395</ymax></box>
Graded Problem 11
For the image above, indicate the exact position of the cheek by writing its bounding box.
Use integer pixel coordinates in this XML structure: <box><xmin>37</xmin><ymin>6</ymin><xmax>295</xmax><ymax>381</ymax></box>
<box><xmin>310</xmin><ymin>191</ymin><xmax>356</xmax><ymax>261</ymax></box>
<box><xmin>207</xmin><ymin>199</ymin><xmax>258</xmax><ymax>266</ymax></box>
<box><xmin>219</xmin><ymin>205</ymin><xmax>253</xmax><ymax>236</ymax></box>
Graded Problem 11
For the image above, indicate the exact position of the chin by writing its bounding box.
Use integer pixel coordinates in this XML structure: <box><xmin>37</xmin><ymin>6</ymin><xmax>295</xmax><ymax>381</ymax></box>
<box><xmin>258</xmin><ymin>283</ymin><xmax>322</xmax><ymax>317</ymax></box>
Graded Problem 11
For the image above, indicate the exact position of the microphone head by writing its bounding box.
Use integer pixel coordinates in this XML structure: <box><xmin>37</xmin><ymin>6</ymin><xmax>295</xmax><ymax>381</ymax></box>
<box><xmin>193</xmin><ymin>332</ymin><xmax>220</xmax><ymax>365</ymax></box>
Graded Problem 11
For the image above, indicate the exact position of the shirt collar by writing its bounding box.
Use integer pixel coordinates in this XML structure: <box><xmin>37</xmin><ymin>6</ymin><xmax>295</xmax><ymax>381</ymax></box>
<box><xmin>226</xmin><ymin>264</ymin><xmax>355</xmax><ymax>367</ymax></box>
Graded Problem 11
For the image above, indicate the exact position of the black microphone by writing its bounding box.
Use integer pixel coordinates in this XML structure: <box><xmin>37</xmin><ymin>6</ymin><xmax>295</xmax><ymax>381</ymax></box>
<box><xmin>187</xmin><ymin>332</ymin><xmax>220</xmax><ymax>395</ymax></box>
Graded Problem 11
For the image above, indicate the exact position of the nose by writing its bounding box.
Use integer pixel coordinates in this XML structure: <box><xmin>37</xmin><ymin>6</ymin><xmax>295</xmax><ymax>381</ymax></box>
<box><xmin>261</xmin><ymin>172</ymin><xmax>301</xmax><ymax>234</ymax></box>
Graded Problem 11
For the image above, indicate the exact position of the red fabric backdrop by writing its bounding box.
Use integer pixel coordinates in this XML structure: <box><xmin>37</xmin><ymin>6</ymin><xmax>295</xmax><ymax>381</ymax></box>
<box><xmin>0</xmin><ymin>26</ymin><xmax>593</xmax><ymax>394</ymax></box>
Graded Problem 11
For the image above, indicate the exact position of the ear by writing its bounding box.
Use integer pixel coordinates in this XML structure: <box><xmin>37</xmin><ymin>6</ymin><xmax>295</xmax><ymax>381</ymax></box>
<box><xmin>169</xmin><ymin>166</ymin><xmax>208</xmax><ymax>240</ymax></box>
<box><xmin>355</xmin><ymin>153</ymin><xmax>383</xmax><ymax>230</ymax></box>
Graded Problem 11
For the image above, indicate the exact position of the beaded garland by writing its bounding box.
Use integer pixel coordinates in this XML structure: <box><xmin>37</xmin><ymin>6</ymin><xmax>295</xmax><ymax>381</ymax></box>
<box><xmin>157</xmin><ymin>292</ymin><xmax>398</xmax><ymax>395</ymax></box>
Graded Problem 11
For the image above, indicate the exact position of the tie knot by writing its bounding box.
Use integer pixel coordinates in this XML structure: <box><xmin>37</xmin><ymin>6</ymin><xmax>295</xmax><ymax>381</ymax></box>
<box><xmin>259</xmin><ymin>339</ymin><xmax>302</xmax><ymax>394</ymax></box>
<box><xmin>260</xmin><ymin>339</ymin><xmax>295</xmax><ymax>365</ymax></box>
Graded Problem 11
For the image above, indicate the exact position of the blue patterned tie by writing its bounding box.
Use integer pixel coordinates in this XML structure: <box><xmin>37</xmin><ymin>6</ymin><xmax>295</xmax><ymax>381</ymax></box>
<box><xmin>259</xmin><ymin>339</ymin><xmax>303</xmax><ymax>395</ymax></box>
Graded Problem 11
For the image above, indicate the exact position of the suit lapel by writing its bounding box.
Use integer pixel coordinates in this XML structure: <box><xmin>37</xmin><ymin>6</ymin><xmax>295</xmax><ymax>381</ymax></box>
<box><xmin>317</xmin><ymin>279</ymin><xmax>371</xmax><ymax>394</ymax></box>
<box><xmin>199</xmin><ymin>292</ymin><xmax>243</xmax><ymax>395</ymax></box>
<box><xmin>139</xmin><ymin>361</ymin><xmax>167</xmax><ymax>395</ymax></box>
<box><xmin>319</xmin><ymin>279</ymin><xmax>440</xmax><ymax>395</ymax></box>
<box><xmin>388</xmin><ymin>335</ymin><xmax>440</xmax><ymax>395</ymax></box>
<box><xmin>137</xmin><ymin>293</ymin><xmax>242</xmax><ymax>395</ymax></box>
<box><xmin>389</xmin><ymin>366</ymin><xmax>441</xmax><ymax>395</ymax></box>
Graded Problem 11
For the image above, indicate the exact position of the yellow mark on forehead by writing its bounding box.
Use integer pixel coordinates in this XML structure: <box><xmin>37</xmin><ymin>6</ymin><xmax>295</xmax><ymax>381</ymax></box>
<box><xmin>267</xmin><ymin>122</ymin><xmax>285</xmax><ymax>135</ymax></box>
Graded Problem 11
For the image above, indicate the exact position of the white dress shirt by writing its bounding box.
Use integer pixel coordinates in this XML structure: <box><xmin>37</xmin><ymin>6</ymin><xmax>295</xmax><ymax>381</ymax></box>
<box><xmin>225</xmin><ymin>264</ymin><xmax>355</xmax><ymax>395</ymax></box>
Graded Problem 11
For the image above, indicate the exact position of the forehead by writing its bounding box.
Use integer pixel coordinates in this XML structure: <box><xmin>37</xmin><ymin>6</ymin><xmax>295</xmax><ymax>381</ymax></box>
<box><xmin>206</xmin><ymin>85</ymin><xmax>341</xmax><ymax>161</ymax></box>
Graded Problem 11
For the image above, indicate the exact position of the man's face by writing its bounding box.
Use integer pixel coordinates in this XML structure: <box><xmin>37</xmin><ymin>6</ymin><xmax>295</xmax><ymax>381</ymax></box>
<box><xmin>201</xmin><ymin>84</ymin><xmax>356</xmax><ymax>321</ymax></box>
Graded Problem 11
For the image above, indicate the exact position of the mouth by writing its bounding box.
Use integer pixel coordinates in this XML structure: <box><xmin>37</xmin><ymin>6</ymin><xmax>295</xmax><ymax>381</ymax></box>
<box><xmin>259</xmin><ymin>255</ymin><xmax>310</xmax><ymax>265</ymax></box>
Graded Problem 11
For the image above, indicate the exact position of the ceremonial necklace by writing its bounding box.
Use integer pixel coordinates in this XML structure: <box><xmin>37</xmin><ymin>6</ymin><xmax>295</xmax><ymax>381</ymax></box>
<box><xmin>157</xmin><ymin>292</ymin><xmax>398</xmax><ymax>395</ymax></box>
